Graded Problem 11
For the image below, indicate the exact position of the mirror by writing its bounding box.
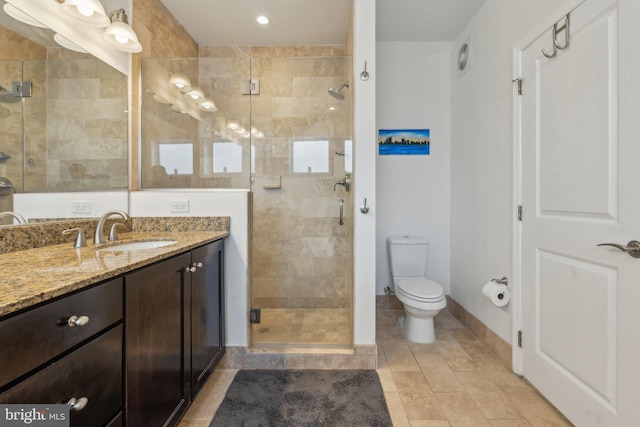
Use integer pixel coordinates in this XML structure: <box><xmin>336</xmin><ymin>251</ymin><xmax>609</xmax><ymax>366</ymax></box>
<box><xmin>0</xmin><ymin>2</ymin><xmax>128</xmax><ymax>225</ymax></box>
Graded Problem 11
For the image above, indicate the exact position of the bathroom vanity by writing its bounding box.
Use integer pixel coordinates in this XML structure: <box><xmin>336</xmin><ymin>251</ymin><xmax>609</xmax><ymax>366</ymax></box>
<box><xmin>0</xmin><ymin>232</ymin><xmax>226</xmax><ymax>427</ymax></box>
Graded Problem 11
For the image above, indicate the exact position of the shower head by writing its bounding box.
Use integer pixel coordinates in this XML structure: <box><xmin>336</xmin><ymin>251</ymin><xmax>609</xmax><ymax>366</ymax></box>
<box><xmin>328</xmin><ymin>82</ymin><xmax>349</xmax><ymax>100</ymax></box>
<box><xmin>0</xmin><ymin>85</ymin><xmax>19</xmax><ymax>104</ymax></box>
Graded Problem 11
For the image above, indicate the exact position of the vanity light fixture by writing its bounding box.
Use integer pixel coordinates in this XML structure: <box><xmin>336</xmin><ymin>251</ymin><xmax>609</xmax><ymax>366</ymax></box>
<box><xmin>169</xmin><ymin>73</ymin><xmax>191</xmax><ymax>90</ymax></box>
<box><xmin>185</xmin><ymin>87</ymin><xmax>204</xmax><ymax>100</ymax></box>
<box><xmin>102</xmin><ymin>9</ymin><xmax>142</xmax><ymax>53</ymax></box>
<box><xmin>60</xmin><ymin>0</ymin><xmax>110</xmax><ymax>27</ymax></box>
<box><xmin>54</xmin><ymin>33</ymin><xmax>88</xmax><ymax>53</ymax></box>
<box><xmin>198</xmin><ymin>99</ymin><xmax>217</xmax><ymax>112</ymax></box>
<box><xmin>256</xmin><ymin>15</ymin><xmax>269</xmax><ymax>25</ymax></box>
<box><xmin>3</xmin><ymin>4</ymin><xmax>47</xmax><ymax>28</ymax></box>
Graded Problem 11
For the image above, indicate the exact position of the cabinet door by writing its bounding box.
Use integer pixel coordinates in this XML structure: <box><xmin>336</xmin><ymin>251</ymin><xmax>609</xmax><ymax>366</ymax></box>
<box><xmin>125</xmin><ymin>253</ymin><xmax>191</xmax><ymax>427</ymax></box>
<box><xmin>190</xmin><ymin>239</ymin><xmax>224</xmax><ymax>398</ymax></box>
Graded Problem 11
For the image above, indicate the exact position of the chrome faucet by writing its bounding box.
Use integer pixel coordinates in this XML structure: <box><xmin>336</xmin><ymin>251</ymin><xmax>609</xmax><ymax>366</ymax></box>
<box><xmin>333</xmin><ymin>173</ymin><xmax>351</xmax><ymax>192</ymax></box>
<box><xmin>0</xmin><ymin>211</ymin><xmax>27</xmax><ymax>225</ymax></box>
<box><xmin>94</xmin><ymin>210</ymin><xmax>130</xmax><ymax>245</ymax></box>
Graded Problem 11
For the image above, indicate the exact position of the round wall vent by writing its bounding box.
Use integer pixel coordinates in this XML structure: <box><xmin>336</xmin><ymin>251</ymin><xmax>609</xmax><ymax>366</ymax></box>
<box><xmin>457</xmin><ymin>38</ymin><xmax>472</xmax><ymax>77</ymax></box>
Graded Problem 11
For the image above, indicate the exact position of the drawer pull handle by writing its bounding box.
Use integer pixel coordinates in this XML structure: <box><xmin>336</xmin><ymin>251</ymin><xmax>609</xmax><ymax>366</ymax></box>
<box><xmin>67</xmin><ymin>315</ymin><xmax>90</xmax><ymax>327</ymax></box>
<box><xmin>67</xmin><ymin>397</ymin><xmax>88</xmax><ymax>411</ymax></box>
<box><xmin>186</xmin><ymin>262</ymin><xmax>203</xmax><ymax>273</ymax></box>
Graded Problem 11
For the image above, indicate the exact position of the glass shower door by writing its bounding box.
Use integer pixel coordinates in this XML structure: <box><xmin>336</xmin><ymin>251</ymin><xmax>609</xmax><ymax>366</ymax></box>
<box><xmin>0</xmin><ymin>60</ymin><xmax>23</xmax><ymax>222</ymax></box>
<box><xmin>249</xmin><ymin>55</ymin><xmax>353</xmax><ymax>348</ymax></box>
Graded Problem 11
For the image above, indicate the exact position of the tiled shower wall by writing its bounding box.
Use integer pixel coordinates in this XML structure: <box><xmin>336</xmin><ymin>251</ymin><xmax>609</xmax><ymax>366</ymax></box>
<box><xmin>244</xmin><ymin>48</ymin><xmax>353</xmax><ymax>311</ymax></box>
<box><xmin>42</xmin><ymin>49</ymin><xmax>128</xmax><ymax>191</ymax></box>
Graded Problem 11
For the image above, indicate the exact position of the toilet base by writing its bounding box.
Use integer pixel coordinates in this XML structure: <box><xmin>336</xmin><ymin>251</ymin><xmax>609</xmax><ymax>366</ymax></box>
<box><xmin>398</xmin><ymin>311</ymin><xmax>437</xmax><ymax>344</ymax></box>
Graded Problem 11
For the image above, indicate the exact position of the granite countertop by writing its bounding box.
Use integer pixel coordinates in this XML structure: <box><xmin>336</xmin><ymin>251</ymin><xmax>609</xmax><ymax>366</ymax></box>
<box><xmin>0</xmin><ymin>231</ymin><xmax>228</xmax><ymax>318</ymax></box>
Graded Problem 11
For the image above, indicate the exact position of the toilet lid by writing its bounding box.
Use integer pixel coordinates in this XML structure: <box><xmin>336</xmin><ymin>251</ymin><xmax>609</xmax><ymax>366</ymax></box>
<box><xmin>397</xmin><ymin>278</ymin><xmax>444</xmax><ymax>301</ymax></box>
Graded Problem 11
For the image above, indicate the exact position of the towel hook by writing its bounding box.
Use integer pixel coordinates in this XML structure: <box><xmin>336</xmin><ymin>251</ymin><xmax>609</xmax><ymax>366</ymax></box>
<box><xmin>542</xmin><ymin>24</ymin><xmax>558</xmax><ymax>58</ymax></box>
<box><xmin>542</xmin><ymin>13</ymin><xmax>571</xmax><ymax>59</ymax></box>
<box><xmin>360</xmin><ymin>61</ymin><xmax>370</xmax><ymax>81</ymax></box>
<box><xmin>554</xmin><ymin>14</ymin><xmax>570</xmax><ymax>50</ymax></box>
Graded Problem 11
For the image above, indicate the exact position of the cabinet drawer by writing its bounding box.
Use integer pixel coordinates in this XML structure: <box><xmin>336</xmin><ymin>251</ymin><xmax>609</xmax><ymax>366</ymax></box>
<box><xmin>0</xmin><ymin>325</ymin><xmax>123</xmax><ymax>427</ymax></box>
<box><xmin>0</xmin><ymin>278</ymin><xmax>123</xmax><ymax>387</ymax></box>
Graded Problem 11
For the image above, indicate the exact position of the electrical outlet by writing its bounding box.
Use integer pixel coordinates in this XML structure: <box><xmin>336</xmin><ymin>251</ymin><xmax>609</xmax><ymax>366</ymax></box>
<box><xmin>170</xmin><ymin>199</ymin><xmax>190</xmax><ymax>213</ymax></box>
<box><xmin>72</xmin><ymin>200</ymin><xmax>92</xmax><ymax>214</ymax></box>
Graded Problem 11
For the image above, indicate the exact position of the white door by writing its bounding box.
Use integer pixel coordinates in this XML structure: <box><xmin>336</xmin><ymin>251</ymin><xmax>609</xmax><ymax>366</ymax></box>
<box><xmin>520</xmin><ymin>0</ymin><xmax>640</xmax><ymax>425</ymax></box>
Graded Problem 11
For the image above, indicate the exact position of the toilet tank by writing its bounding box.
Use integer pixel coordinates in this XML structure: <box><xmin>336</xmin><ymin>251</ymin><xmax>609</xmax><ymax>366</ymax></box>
<box><xmin>387</xmin><ymin>235</ymin><xmax>429</xmax><ymax>278</ymax></box>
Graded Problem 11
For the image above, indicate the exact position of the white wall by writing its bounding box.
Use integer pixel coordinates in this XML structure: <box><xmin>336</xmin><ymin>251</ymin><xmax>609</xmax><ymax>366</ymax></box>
<box><xmin>130</xmin><ymin>190</ymin><xmax>249</xmax><ymax>347</ymax></box>
<box><xmin>376</xmin><ymin>42</ymin><xmax>452</xmax><ymax>295</ymax></box>
<box><xmin>450</xmin><ymin>0</ymin><xmax>573</xmax><ymax>343</ymax></box>
<box><xmin>353</xmin><ymin>0</ymin><xmax>377</xmax><ymax>345</ymax></box>
<box><xmin>14</xmin><ymin>191</ymin><xmax>128</xmax><ymax>220</ymax></box>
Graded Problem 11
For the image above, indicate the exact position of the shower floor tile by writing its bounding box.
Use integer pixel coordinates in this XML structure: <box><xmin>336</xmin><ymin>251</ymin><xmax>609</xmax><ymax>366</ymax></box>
<box><xmin>250</xmin><ymin>308</ymin><xmax>352</xmax><ymax>348</ymax></box>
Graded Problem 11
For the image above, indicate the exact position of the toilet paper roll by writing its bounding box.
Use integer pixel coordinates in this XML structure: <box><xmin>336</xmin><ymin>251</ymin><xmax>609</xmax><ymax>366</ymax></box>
<box><xmin>482</xmin><ymin>281</ymin><xmax>510</xmax><ymax>307</ymax></box>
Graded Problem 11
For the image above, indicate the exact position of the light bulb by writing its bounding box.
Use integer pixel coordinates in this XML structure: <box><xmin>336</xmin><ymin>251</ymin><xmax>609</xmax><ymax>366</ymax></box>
<box><xmin>115</xmin><ymin>34</ymin><xmax>129</xmax><ymax>44</ymax></box>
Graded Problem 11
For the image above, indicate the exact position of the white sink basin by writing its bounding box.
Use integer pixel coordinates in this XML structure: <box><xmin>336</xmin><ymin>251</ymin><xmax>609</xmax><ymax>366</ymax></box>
<box><xmin>98</xmin><ymin>240</ymin><xmax>178</xmax><ymax>251</ymax></box>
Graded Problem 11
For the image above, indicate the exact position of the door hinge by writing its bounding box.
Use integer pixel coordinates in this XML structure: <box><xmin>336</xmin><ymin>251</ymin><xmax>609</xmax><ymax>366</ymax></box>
<box><xmin>513</xmin><ymin>78</ymin><xmax>522</xmax><ymax>95</ymax></box>
<box><xmin>518</xmin><ymin>330</ymin><xmax>523</xmax><ymax>348</ymax></box>
<box><xmin>12</xmin><ymin>81</ymin><xmax>32</xmax><ymax>98</ymax></box>
<box><xmin>241</xmin><ymin>79</ymin><xmax>260</xmax><ymax>95</ymax></box>
<box><xmin>518</xmin><ymin>205</ymin><xmax>523</xmax><ymax>221</ymax></box>
<box><xmin>250</xmin><ymin>308</ymin><xmax>261</xmax><ymax>324</ymax></box>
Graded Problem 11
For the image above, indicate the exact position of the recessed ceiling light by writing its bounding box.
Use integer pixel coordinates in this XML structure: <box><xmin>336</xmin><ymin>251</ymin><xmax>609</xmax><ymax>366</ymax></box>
<box><xmin>256</xmin><ymin>15</ymin><xmax>269</xmax><ymax>25</ymax></box>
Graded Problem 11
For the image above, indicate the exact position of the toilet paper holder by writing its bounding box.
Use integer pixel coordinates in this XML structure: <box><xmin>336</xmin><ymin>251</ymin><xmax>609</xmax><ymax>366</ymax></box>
<box><xmin>491</xmin><ymin>277</ymin><xmax>508</xmax><ymax>286</ymax></box>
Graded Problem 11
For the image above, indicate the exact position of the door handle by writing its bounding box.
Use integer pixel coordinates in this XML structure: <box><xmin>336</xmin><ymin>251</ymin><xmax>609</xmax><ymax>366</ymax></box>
<box><xmin>339</xmin><ymin>199</ymin><xmax>344</xmax><ymax>226</ymax></box>
<box><xmin>597</xmin><ymin>240</ymin><xmax>640</xmax><ymax>258</ymax></box>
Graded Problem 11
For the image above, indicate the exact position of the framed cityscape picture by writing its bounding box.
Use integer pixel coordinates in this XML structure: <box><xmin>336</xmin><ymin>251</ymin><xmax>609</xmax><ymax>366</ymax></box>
<box><xmin>378</xmin><ymin>129</ymin><xmax>430</xmax><ymax>155</ymax></box>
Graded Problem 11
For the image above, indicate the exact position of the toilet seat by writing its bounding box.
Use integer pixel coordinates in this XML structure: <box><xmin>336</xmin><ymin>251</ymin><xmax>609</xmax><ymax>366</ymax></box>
<box><xmin>396</xmin><ymin>278</ymin><xmax>445</xmax><ymax>302</ymax></box>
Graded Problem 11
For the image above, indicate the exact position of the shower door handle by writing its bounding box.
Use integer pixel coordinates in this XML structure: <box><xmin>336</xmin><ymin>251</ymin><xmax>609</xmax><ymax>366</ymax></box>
<box><xmin>339</xmin><ymin>199</ymin><xmax>344</xmax><ymax>226</ymax></box>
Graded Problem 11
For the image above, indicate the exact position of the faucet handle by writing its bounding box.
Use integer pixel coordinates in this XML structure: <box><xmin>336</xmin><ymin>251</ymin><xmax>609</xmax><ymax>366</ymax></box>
<box><xmin>62</xmin><ymin>228</ymin><xmax>87</xmax><ymax>248</ymax></box>
<box><xmin>108</xmin><ymin>223</ymin><xmax>126</xmax><ymax>242</ymax></box>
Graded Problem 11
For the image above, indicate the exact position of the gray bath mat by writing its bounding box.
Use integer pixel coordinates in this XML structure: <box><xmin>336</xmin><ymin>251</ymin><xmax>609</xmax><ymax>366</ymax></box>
<box><xmin>210</xmin><ymin>369</ymin><xmax>393</xmax><ymax>427</ymax></box>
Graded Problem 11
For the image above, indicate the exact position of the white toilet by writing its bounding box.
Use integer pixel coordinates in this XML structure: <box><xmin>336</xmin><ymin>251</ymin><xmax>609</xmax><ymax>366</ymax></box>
<box><xmin>388</xmin><ymin>235</ymin><xmax>446</xmax><ymax>344</ymax></box>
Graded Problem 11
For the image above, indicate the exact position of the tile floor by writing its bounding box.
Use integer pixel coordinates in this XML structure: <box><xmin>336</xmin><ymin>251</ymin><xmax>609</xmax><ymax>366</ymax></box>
<box><xmin>251</xmin><ymin>308</ymin><xmax>352</xmax><ymax>348</ymax></box>
<box><xmin>178</xmin><ymin>310</ymin><xmax>573</xmax><ymax>426</ymax></box>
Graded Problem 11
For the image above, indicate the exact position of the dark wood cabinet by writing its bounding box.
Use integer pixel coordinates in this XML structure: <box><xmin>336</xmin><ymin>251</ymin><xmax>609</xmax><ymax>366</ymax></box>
<box><xmin>190</xmin><ymin>239</ymin><xmax>225</xmax><ymax>398</ymax></box>
<box><xmin>1</xmin><ymin>325</ymin><xmax>123</xmax><ymax>427</ymax></box>
<box><xmin>124</xmin><ymin>252</ymin><xmax>191</xmax><ymax>427</ymax></box>
<box><xmin>0</xmin><ymin>279</ymin><xmax>124</xmax><ymax>427</ymax></box>
<box><xmin>0</xmin><ymin>238</ymin><xmax>225</xmax><ymax>427</ymax></box>
<box><xmin>124</xmin><ymin>239</ymin><xmax>225</xmax><ymax>426</ymax></box>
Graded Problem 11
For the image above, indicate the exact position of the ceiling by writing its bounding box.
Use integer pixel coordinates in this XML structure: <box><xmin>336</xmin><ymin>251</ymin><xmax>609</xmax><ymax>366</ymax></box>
<box><xmin>377</xmin><ymin>0</ymin><xmax>487</xmax><ymax>42</ymax></box>
<box><xmin>159</xmin><ymin>0</ymin><xmax>487</xmax><ymax>47</ymax></box>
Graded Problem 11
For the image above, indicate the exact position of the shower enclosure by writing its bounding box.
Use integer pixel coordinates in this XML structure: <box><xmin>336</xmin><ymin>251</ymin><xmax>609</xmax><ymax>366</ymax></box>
<box><xmin>141</xmin><ymin>49</ymin><xmax>354</xmax><ymax>349</ymax></box>
<box><xmin>249</xmin><ymin>54</ymin><xmax>354</xmax><ymax>349</ymax></box>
